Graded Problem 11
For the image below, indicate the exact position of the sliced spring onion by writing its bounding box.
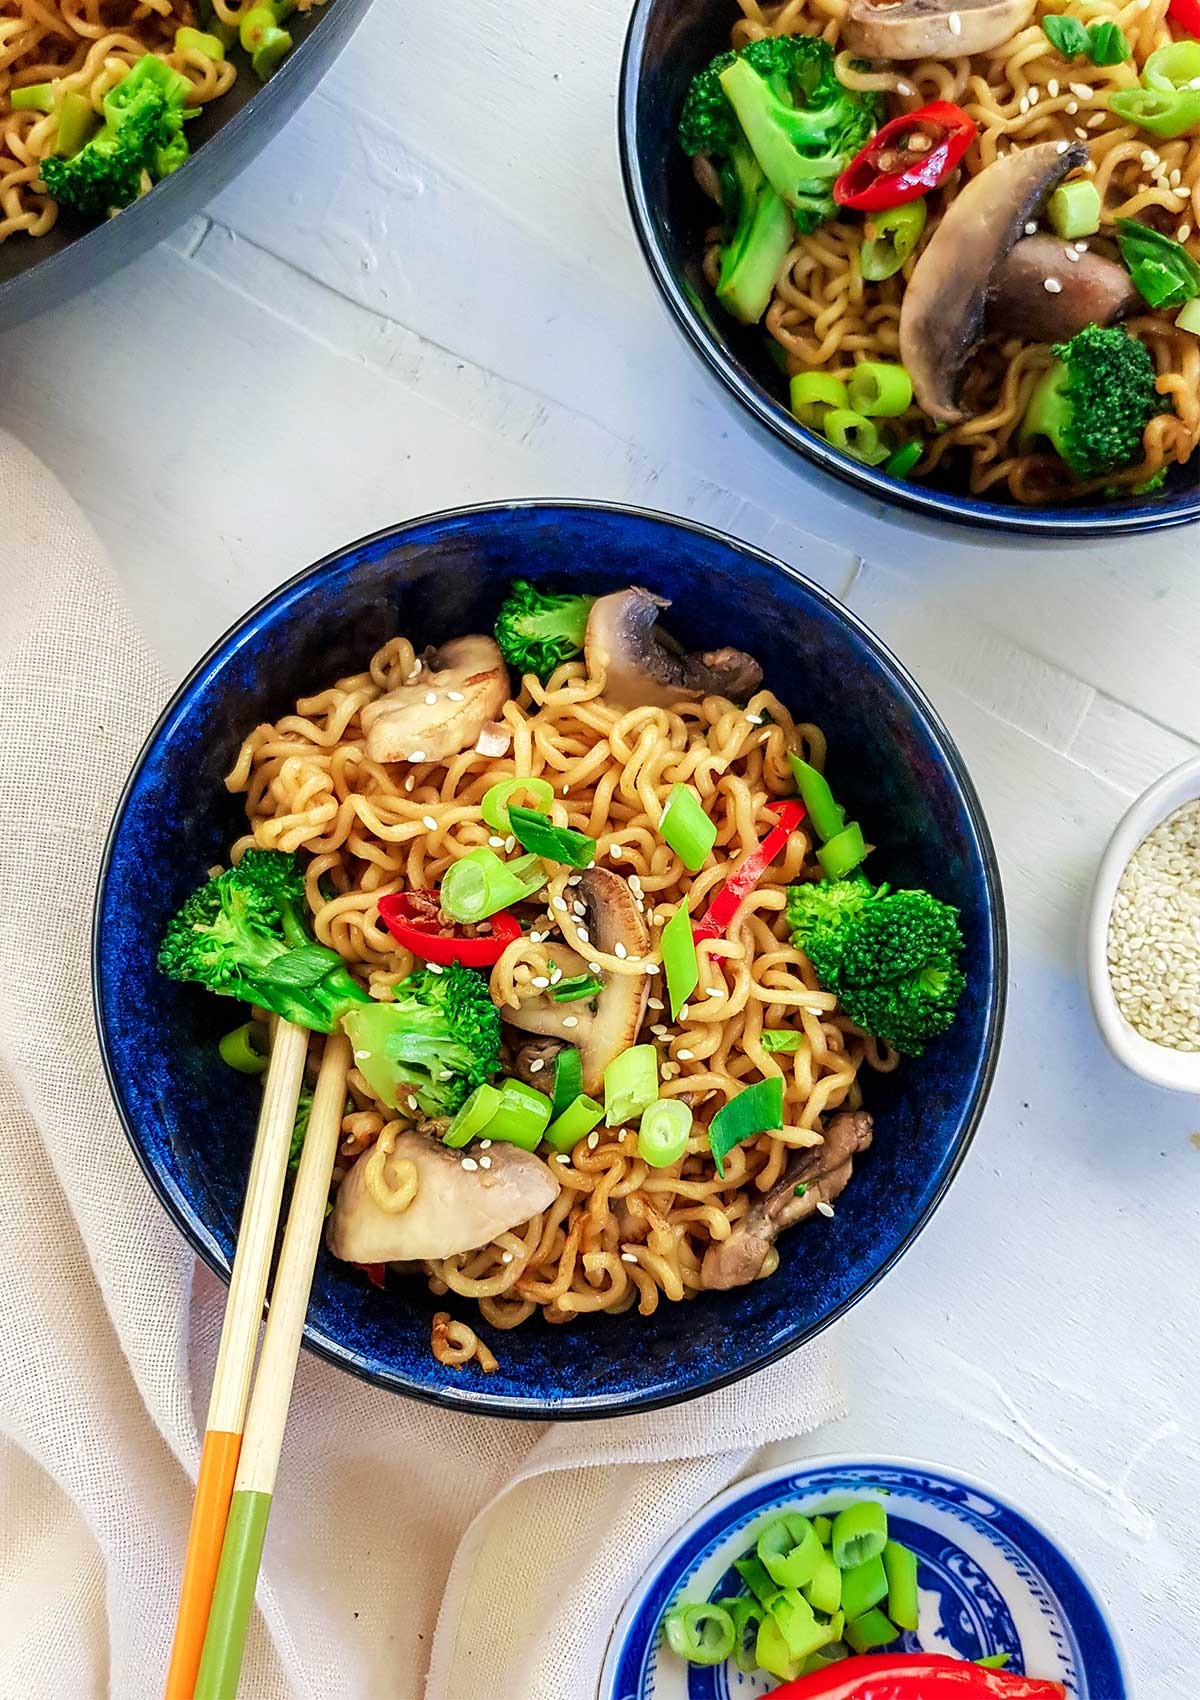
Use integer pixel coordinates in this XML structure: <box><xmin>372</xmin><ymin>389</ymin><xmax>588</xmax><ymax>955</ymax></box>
<box><xmin>604</xmin><ymin>1044</ymin><xmax>659</xmax><ymax>1125</ymax></box>
<box><xmin>1116</xmin><ymin>218</ymin><xmax>1200</xmax><ymax>308</ymax></box>
<box><xmin>1179</xmin><ymin>297</ymin><xmax>1200</xmax><ymax>335</ymax></box>
<box><xmin>844</xmin><ymin>1606</ymin><xmax>899</xmax><ymax>1653</ymax></box>
<box><xmin>823</xmin><ymin>408</ymin><xmax>889</xmax><ymax>466</ymax></box>
<box><xmin>1144</xmin><ymin>38</ymin><xmax>1200</xmax><ymax>91</ymax></box>
<box><xmin>175</xmin><ymin>24</ymin><xmax>226</xmax><ymax>56</ymax></box>
<box><xmin>481</xmin><ymin>775</ymin><xmax>555</xmax><ymax>832</ymax></box>
<box><xmin>218</xmin><ymin>1023</ymin><xmax>267</xmax><ymax>1075</ymax></box>
<box><xmin>977</xmin><ymin>1653</ymin><xmax>1014</xmax><ymax>1669</ymax></box>
<box><xmin>637</xmin><ymin>1098</ymin><xmax>692</xmax><ymax>1168</ymax></box>
<box><xmin>802</xmin><ymin>1638</ymin><xmax>850</xmax><ymax>1674</ymax></box>
<box><xmin>543</xmin><ymin>1092</ymin><xmax>604</xmax><ymax>1153</ymax></box>
<box><xmin>831</xmin><ymin>1499</ymin><xmax>888</xmax><ymax>1569</ymax></box>
<box><xmin>440</xmin><ymin>848</ymin><xmax>548</xmax><ymax>922</ymax></box>
<box><xmin>787</xmin><ymin>752</ymin><xmax>845</xmax><ymax>842</ymax></box>
<box><xmin>882</xmin><ymin>1539</ymin><xmax>919</xmax><ymax>1632</ymax></box>
<box><xmin>734</xmin><ymin>1551</ymin><xmax>784</xmax><ymax>1613</ymax></box>
<box><xmin>1087</xmin><ymin>18</ymin><xmax>1130</xmax><ymax>62</ymax></box>
<box><xmin>661</xmin><ymin>900</ymin><xmax>699</xmax><ymax>1021</ymax></box>
<box><xmin>846</xmin><ymin>362</ymin><xmax>913</xmax><ymax>419</ymax></box>
<box><xmin>817</xmin><ymin>821</ymin><xmax>869</xmax><ymax>881</ymax></box>
<box><xmin>802</xmin><ymin>1545</ymin><xmax>842</xmax><ymax>1616</ymax></box>
<box><xmin>758</xmin><ymin>1514</ymin><xmax>823</xmax><ymax>1589</ymax></box>
<box><xmin>1041</xmin><ymin>11</ymin><xmax>1089</xmax><ymax>55</ymax></box>
<box><xmin>658</xmin><ymin>783</ymin><xmax>717</xmax><ymax>871</ymax></box>
<box><xmin>812</xmin><ymin>1514</ymin><xmax>832</xmax><ymax>1545</ymax></box>
<box><xmin>708</xmin><ymin>1076</ymin><xmax>784</xmax><ymax>1177</ymax></box>
<box><xmin>10</xmin><ymin>82</ymin><xmax>54</xmax><ymax>111</ymax></box>
<box><xmin>507</xmin><ymin>804</ymin><xmax>595</xmax><ymax>868</ymax></box>
<box><xmin>772</xmin><ymin>1590</ymin><xmax>832</xmax><ymax>1661</ymax></box>
<box><xmin>442</xmin><ymin>1082</ymin><xmax>503</xmax><ymax>1149</ymax></box>
<box><xmin>662</xmin><ymin>1602</ymin><xmax>735</xmax><ymax>1665</ymax></box>
<box><xmin>839</xmin><ymin>1552</ymin><xmax>888</xmax><ymax>1620</ymax></box>
<box><xmin>755</xmin><ymin>1615</ymin><xmax>801</xmax><ymax>1682</ymax></box>
<box><xmin>761</xmin><ymin>1029</ymin><xmax>804</xmax><ymax>1053</ymax></box>
<box><xmin>716</xmin><ymin>1596</ymin><xmax>762</xmax><ymax>1673</ymax></box>
<box><xmin>550</xmin><ymin>1046</ymin><xmax>583</xmax><ymax>1118</ymax></box>
<box><xmin>476</xmin><ymin>1078</ymin><xmax>552</xmax><ymax>1150</ymax></box>
<box><xmin>884</xmin><ymin>440</ymin><xmax>924</xmax><ymax>480</ymax></box>
<box><xmin>1047</xmin><ymin>177</ymin><xmax>1101</xmax><ymax>240</ymax></box>
<box><xmin>790</xmin><ymin>372</ymin><xmax>848</xmax><ymax>432</ymax></box>
<box><xmin>551</xmin><ymin>972</ymin><xmax>605</xmax><ymax>1004</ymax></box>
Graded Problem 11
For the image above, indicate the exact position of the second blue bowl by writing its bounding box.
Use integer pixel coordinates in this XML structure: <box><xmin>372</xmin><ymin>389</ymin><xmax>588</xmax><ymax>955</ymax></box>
<box><xmin>94</xmin><ymin>502</ymin><xmax>1005</xmax><ymax>1417</ymax></box>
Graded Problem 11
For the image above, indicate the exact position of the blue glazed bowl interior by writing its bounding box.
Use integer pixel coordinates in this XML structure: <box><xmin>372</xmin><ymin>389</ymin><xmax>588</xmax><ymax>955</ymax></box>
<box><xmin>95</xmin><ymin>503</ymin><xmax>1004</xmax><ymax>1417</ymax></box>
<box><xmin>618</xmin><ymin>0</ymin><xmax>1200</xmax><ymax>537</ymax></box>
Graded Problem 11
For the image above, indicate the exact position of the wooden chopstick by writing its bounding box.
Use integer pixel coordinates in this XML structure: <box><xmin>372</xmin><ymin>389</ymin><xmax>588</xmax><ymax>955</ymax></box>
<box><xmin>164</xmin><ymin>1017</ymin><xmax>309</xmax><ymax>1700</ymax></box>
<box><xmin>193</xmin><ymin>1031</ymin><xmax>352</xmax><ymax>1700</ymax></box>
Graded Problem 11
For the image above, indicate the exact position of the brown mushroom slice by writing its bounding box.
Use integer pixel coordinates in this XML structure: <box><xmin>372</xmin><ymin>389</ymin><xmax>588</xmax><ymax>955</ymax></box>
<box><xmin>503</xmin><ymin>868</ymin><xmax>650</xmax><ymax>1094</ymax></box>
<box><xmin>585</xmin><ymin>588</ymin><xmax>762</xmax><ymax>709</ymax></box>
<box><xmin>508</xmin><ymin>1035</ymin><xmax>569</xmax><ymax>1093</ymax></box>
<box><xmin>326</xmin><ymin>1128</ymin><xmax>560</xmax><ymax>1264</ymax></box>
<box><xmin>900</xmin><ymin>141</ymin><xmax>1087</xmax><ymax>424</ymax></box>
<box><xmin>360</xmin><ymin>635</ymin><xmax>510</xmax><ymax>765</ymax></box>
<box><xmin>845</xmin><ymin>0</ymin><xmax>1035</xmax><ymax>59</ymax></box>
<box><xmin>700</xmin><ymin>1110</ymin><xmax>873</xmax><ymax>1289</ymax></box>
<box><xmin>988</xmin><ymin>234</ymin><xmax>1139</xmax><ymax>343</ymax></box>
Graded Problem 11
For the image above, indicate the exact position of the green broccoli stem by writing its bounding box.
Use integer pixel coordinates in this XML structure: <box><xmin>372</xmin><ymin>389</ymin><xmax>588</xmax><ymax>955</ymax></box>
<box><xmin>1021</xmin><ymin>360</ymin><xmax>1070</xmax><ymax>459</ymax></box>
<box><xmin>717</xmin><ymin>149</ymin><xmax>794</xmax><ymax>325</ymax></box>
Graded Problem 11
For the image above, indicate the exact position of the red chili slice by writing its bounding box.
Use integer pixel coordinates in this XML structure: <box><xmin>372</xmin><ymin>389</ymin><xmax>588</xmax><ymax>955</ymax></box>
<box><xmin>769</xmin><ymin>1653</ymin><xmax>1066</xmax><ymax>1699</ymax></box>
<box><xmin>834</xmin><ymin>101</ymin><xmax>977</xmax><ymax>212</ymax></box>
<box><xmin>1168</xmin><ymin>0</ymin><xmax>1200</xmax><ymax>33</ymax></box>
<box><xmin>692</xmin><ymin>799</ymin><xmax>806</xmax><ymax>943</ymax></box>
<box><xmin>376</xmin><ymin>891</ymin><xmax>521</xmax><ymax>967</ymax></box>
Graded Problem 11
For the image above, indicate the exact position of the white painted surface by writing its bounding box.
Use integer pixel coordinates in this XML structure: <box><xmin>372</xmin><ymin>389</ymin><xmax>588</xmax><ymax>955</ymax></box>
<box><xmin>2</xmin><ymin>0</ymin><xmax>1197</xmax><ymax>1690</ymax></box>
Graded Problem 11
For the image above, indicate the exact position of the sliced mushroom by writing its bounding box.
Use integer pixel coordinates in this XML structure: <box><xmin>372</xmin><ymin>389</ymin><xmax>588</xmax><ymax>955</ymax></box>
<box><xmin>326</xmin><ymin>1127</ymin><xmax>560</xmax><ymax>1264</ymax></box>
<box><xmin>900</xmin><ymin>142</ymin><xmax>1087</xmax><ymax>424</ymax></box>
<box><xmin>700</xmin><ymin>1110</ymin><xmax>873</xmax><ymax>1289</ymax></box>
<box><xmin>360</xmin><ymin>635</ymin><xmax>510</xmax><ymax>764</ymax></box>
<box><xmin>988</xmin><ymin>234</ymin><xmax>1139</xmax><ymax>343</ymax></box>
<box><xmin>503</xmin><ymin>868</ymin><xmax>650</xmax><ymax>1094</ymax></box>
<box><xmin>844</xmin><ymin>0</ymin><xmax>1035</xmax><ymax>59</ymax></box>
<box><xmin>509</xmin><ymin>1035</ymin><xmax>567</xmax><ymax>1093</ymax></box>
<box><xmin>693</xmin><ymin>152</ymin><xmax>724</xmax><ymax>207</ymax></box>
<box><xmin>585</xmin><ymin>588</ymin><xmax>763</xmax><ymax>710</ymax></box>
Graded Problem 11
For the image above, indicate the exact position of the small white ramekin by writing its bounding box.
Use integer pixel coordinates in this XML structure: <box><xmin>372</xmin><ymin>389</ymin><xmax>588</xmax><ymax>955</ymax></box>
<box><xmin>1086</xmin><ymin>753</ymin><xmax>1200</xmax><ymax>1093</ymax></box>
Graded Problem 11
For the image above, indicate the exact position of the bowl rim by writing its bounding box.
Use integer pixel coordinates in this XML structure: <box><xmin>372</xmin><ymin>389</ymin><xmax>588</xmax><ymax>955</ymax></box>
<box><xmin>1084</xmin><ymin>753</ymin><xmax>1200</xmax><ymax>1094</ymax></box>
<box><xmin>598</xmin><ymin>1451</ymin><xmax>1131</xmax><ymax>1697</ymax></box>
<box><xmin>616</xmin><ymin>0</ymin><xmax>1200</xmax><ymax>540</ymax></box>
<box><xmin>92</xmin><ymin>497</ymin><xmax>1007</xmax><ymax>1419</ymax></box>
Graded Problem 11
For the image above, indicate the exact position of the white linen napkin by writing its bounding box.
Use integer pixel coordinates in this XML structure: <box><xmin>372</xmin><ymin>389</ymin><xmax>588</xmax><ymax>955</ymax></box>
<box><xmin>0</xmin><ymin>428</ymin><xmax>844</xmax><ymax>1700</ymax></box>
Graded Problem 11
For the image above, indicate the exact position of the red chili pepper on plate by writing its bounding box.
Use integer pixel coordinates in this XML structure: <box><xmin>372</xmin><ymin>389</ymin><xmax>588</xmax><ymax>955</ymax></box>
<box><xmin>769</xmin><ymin>1653</ymin><xmax>1066</xmax><ymax>1699</ymax></box>
<box><xmin>692</xmin><ymin>799</ymin><xmax>806</xmax><ymax>943</ymax></box>
<box><xmin>359</xmin><ymin>1263</ymin><xmax>386</xmax><ymax>1289</ymax></box>
<box><xmin>377</xmin><ymin>890</ymin><xmax>521</xmax><ymax>967</ymax></box>
<box><xmin>834</xmin><ymin>101</ymin><xmax>977</xmax><ymax>211</ymax></box>
<box><xmin>1168</xmin><ymin>0</ymin><xmax>1200</xmax><ymax>32</ymax></box>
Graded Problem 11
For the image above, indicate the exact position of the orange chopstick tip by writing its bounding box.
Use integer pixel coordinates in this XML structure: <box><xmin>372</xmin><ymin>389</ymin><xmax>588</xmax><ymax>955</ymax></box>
<box><xmin>164</xmin><ymin>1430</ymin><xmax>243</xmax><ymax>1700</ymax></box>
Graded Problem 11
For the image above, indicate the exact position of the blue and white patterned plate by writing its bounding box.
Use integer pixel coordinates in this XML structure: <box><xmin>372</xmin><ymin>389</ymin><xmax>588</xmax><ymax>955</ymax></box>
<box><xmin>600</xmin><ymin>1457</ymin><xmax>1128</xmax><ymax>1700</ymax></box>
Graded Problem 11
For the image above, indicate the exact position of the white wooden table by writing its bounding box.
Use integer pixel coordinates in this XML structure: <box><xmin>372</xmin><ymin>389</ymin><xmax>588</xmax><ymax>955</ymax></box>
<box><xmin>3</xmin><ymin>1</ymin><xmax>1197</xmax><ymax>1690</ymax></box>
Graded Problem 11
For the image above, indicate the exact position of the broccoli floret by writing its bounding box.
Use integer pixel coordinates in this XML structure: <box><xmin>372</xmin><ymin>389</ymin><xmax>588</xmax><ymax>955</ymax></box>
<box><xmin>340</xmin><ymin>963</ymin><xmax>501</xmax><ymax>1119</ymax></box>
<box><xmin>494</xmin><ymin>580</ymin><xmax>595</xmax><ymax>681</ymax></box>
<box><xmin>787</xmin><ymin>879</ymin><xmax>965</xmax><ymax>1056</ymax></box>
<box><xmin>41</xmin><ymin>52</ymin><xmax>191</xmax><ymax>218</ymax></box>
<box><xmin>158</xmin><ymin>848</ymin><xmax>372</xmax><ymax>1033</ymax></box>
<box><xmin>1021</xmin><ymin>324</ymin><xmax>1163</xmax><ymax>480</ymax></box>
<box><xmin>720</xmin><ymin>37</ymin><xmax>880</xmax><ymax>235</ymax></box>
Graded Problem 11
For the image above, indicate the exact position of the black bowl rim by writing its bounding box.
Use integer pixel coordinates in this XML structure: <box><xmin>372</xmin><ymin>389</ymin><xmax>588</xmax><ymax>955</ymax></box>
<box><xmin>93</xmin><ymin>497</ymin><xmax>1008</xmax><ymax>1420</ymax></box>
<box><xmin>616</xmin><ymin>0</ymin><xmax>1200</xmax><ymax>540</ymax></box>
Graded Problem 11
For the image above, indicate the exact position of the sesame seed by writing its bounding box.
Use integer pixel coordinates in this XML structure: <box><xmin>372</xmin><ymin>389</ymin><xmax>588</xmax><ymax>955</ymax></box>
<box><xmin>621</xmin><ymin>1252</ymin><xmax>638</xmax><ymax>1264</ymax></box>
<box><xmin>354</xmin><ymin>1049</ymin><xmax>369</xmax><ymax>1061</ymax></box>
<box><xmin>550</xmin><ymin>967</ymin><xmax>563</xmax><ymax>983</ymax></box>
<box><xmin>610</xmin><ymin>845</ymin><xmax>623</xmax><ymax>859</ymax></box>
<box><xmin>480</xmin><ymin>1139</ymin><xmax>492</xmax><ymax>1149</ymax></box>
<box><xmin>1066</xmin><ymin>99</ymin><xmax>1078</xmax><ymax>114</ymax></box>
<box><xmin>501</xmin><ymin>1250</ymin><xmax>514</xmax><ymax>1263</ymax></box>
<box><xmin>1179</xmin><ymin>224</ymin><xmax>1193</xmax><ymax>242</ymax></box>
<box><xmin>1074</xmin><ymin>241</ymin><xmax>1089</xmax><ymax>252</ymax></box>
<box><xmin>562</xmin><ymin>1015</ymin><xmax>579</xmax><ymax>1028</ymax></box>
<box><xmin>645</xmin><ymin>963</ymin><xmax>660</xmax><ymax>974</ymax></box>
<box><xmin>562</xmin><ymin>783</ymin><xmax>570</xmax><ymax>795</ymax></box>
<box><xmin>448</xmin><ymin>690</ymin><xmax>465</xmax><ymax>702</ymax></box>
<box><xmin>407</xmin><ymin>1095</ymin><xmax>419</xmax><ymax>1112</ymax></box>
<box><xmin>505</xmin><ymin>836</ymin><xmax>516</xmax><ymax>853</ymax></box>
<box><xmin>567</xmin><ymin>874</ymin><xmax>582</xmax><ymax>886</ymax></box>
<box><xmin>422</xmin><ymin>815</ymin><xmax>438</xmax><ymax>831</ymax></box>
<box><xmin>1070</xmin><ymin>83</ymin><xmax>1091</xmax><ymax>99</ymax></box>
<box><xmin>817</xmin><ymin>1200</ymin><xmax>835</xmax><ymax>1219</ymax></box>
<box><xmin>529</xmin><ymin>1058</ymin><xmax>545</xmax><ymax>1072</ymax></box>
<box><xmin>705</xmin><ymin>986</ymin><xmax>723</xmax><ymax>998</ymax></box>
<box><xmin>553</xmin><ymin>896</ymin><xmax>568</xmax><ymax>912</ymax></box>
<box><xmin>615</xmin><ymin>942</ymin><xmax>628</xmax><ymax>958</ymax></box>
<box><xmin>1043</xmin><ymin>277</ymin><xmax>1063</xmax><ymax>293</ymax></box>
<box><xmin>678</xmin><ymin>1004</ymin><xmax>690</xmax><ymax>1021</ymax></box>
<box><xmin>1019</xmin><ymin>94</ymin><xmax>1030</xmax><ymax>113</ymax></box>
<box><xmin>461</xmin><ymin>1157</ymin><xmax>479</xmax><ymax>1171</ymax></box>
<box><xmin>651</xmin><ymin>1024</ymin><xmax>669</xmax><ymax>1037</ymax></box>
<box><xmin>1055</xmin><ymin>139</ymin><xmax>1071</xmax><ymax>153</ymax></box>
<box><xmin>1087</xmin><ymin>111</ymin><xmax>1106</xmax><ymax>127</ymax></box>
<box><xmin>677</xmin><ymin>1048</ymin><xmax>694</xmax><ymax>1060</ymax></box>
<box><xmin>588</xmin><ymin>961</ymin><xmax>602</xmax><ymax>974</ymax></box>
<box><xmin>1074</xmin><ymin>127</ymin><xmax>1088</xmax><ymax>140</ymax></box>
<box><xmin>404</xmin><ymin>776</ymin><xmax>414</xmax><ymax>792</ymax></box>
<box><xmin>1047</xmin><ymin>77</ymin><xmax>1059</xmax><ymax>96</ymax></box>
<box><xmin>577</xmin><ymin>928</ymin><xmax>590</xmax><ymax>943</ymax></box>
<box><xmin>1024</xmin><ymin>220</ymin><xmax>1038</xmax><ymax>235</ymax></box>
<box><xmin>489</xmin><ymin>835</ymin><xmax>504</xmax><ymax>848</ymax></box>
<box><xmin>531</xmin><ymin>976</ymin><xmax>550</xmax><ymax>989</ymax></box>
<box><xmin>746</xmin><ymin>713</ymin><xmax>763</xmax><ymax>726</ymax></box>
<box><xmin>948</xmin><ymin>8</ymin><xmax>962</xmax><ymax>30</ymax></box>
<box><xmin>556</xmin><ymin>1155</ymin><xmax>572</xmax><ymax>1166</ymax></box>
<box><xmin>479</xmin><ymin>1155</ymin><xmax>492</xmax><ymax>1169</ymax></box>
<box><xmin>587</xmin><ymin>1131</ymin><xmax>600</xmax><ymax>1149</ymax></box>
<box><xmin>529</xmin><ymin>930</ymin><xmax>544</xmax><ymax>943</ymax></box>
<box><xmin>427</xmin><ymin>961</ymin><xmax>444</xmax><ymax>974</ymax></box>
<box><xmin>573</xmin><ymin>901</ymin><xmax>586</xmax><ymax>916</ymax></box>
<box><xmin>1064</xmin><ymin>245</ymin><xmax>1081</xmax><ymax>261</ymax></box>
<box><xmin>897</xmin><ymin>79</ymin><xmax>914</xmax><ymax>94</ymax></box>
<box><xmin>1028</xmin><ymin>85</ymin><xmax>1039</xmax><ymax>104</ymax></box>
<box><xmin>424</xmin><ymin>692</ymin><xmax>438</xmax><ymax>706</ymax></box>
<box><xmin>647</xmin><ymin>997</ymin><xmax>665</xmax><ymax>1011</ymax></box>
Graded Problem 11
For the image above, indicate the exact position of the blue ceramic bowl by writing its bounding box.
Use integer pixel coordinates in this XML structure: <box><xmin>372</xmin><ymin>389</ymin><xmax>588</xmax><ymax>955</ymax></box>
<box><xmin>601</xmin><ymin>1457</ymin><xmax>1129</xmax><ymax>1698</ymax></box>
<box><xmin>618</xmin><ymin>0</ymin><xmax>1200</xmax><ymax>538</ymax></box>
<box><xmin>0</xmin><ymin>0</ymin><xmax>373</xmax><ymax>331</ymax></box>
<box><xmin>94</xmin><ymin>502</ymin><xmax>1005</xmax><ymax>1418</ymax></box>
